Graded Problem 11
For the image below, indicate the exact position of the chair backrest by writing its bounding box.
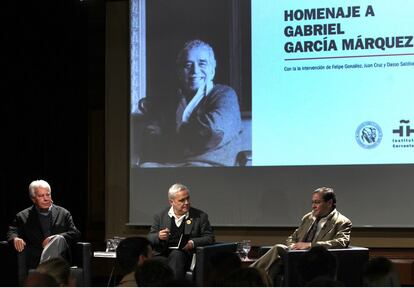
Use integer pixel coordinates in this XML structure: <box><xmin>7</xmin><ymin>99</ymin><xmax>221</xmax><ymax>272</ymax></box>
<box><xmin>283</xmin><ymin>246</ymin><xmax>369</xmax><ymax>286</ymax></box>
<box><xmin>236</xmin><ymin>111</ymin><xmax>252</xmax><ymax>166</ymax></box>
<box><xmin>192</xmin><ymin>242</ymin><xmax>238</xmax><ymax>286</ymax></box>
<box><xmin>240</xmin><ymin>111</ymin><xmax>252</xmax><ymax>153</ymax></box>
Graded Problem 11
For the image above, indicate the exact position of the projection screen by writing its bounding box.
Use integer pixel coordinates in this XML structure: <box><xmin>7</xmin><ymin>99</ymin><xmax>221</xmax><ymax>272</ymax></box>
<box><xmin>129</xmin><ymin>0</ymin><xmax>414</xmax><ymax>227</ymax></box>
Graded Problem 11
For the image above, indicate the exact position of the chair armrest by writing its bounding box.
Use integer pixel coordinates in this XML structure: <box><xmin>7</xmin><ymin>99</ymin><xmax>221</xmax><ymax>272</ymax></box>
<box><xmin>73</xmin><ymin>242</ymin><xmax>92</xmax><ymax>267</ymax></box>
<box><xmin>0</xmin><ymin>240</ymin><xmax>26</xmax><ymax>286</ymax></box>
<box><xmin>258</xmin><ymin>245</ymin><xmax>273</xmax><ymax>257</ymax></box>
<box><xmin>72</xmin><ymin>242</ymin><xmax>92</xmax><ymax>286</ymax></box>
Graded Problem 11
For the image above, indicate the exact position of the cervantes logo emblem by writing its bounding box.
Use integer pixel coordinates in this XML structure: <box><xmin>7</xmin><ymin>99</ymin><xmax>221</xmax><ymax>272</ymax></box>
<box><xmin>392</xmin><ymin>120</ymin><xmax>413</xmax><ymax>137</ymax></box>
<box><xmin>355</xmin><ymin>121</ymin><xmax>383</xmax><ymax>149</ymax></box>
<box><xmin>392</xmin><ymin>120</ymin><xmax>414</xmax><ymax>149</ymax></box>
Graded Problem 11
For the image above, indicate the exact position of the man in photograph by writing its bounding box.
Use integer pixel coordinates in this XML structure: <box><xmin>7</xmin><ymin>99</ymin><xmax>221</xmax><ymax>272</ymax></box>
<box><xmin>138</xmin><ymin>39</ymin><xmax>242</xmax><ymax>167</ymax></box>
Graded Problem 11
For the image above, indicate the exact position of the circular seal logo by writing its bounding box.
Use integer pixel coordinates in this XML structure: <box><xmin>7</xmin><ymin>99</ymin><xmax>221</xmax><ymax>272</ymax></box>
<box><xmin>355</xmin><ymin>121</ymin><xmax>383</xmax><ymax>149</ymax></box>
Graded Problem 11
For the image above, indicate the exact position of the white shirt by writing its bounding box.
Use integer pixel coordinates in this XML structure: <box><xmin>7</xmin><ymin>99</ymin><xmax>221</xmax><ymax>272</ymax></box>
<box><xmin>181</xmin><ymin>80</ymin><xmax>213</xmax><ymax>124</ymax></box>
<box><xmin>167</xmin><ymin>207</ymin><xmax>195</xmax><ymax>249</ymax></box>
<box><xmin>168</xmin><ymin>206</ymin><xmax>189</xmax><ymax>227</ymax></box>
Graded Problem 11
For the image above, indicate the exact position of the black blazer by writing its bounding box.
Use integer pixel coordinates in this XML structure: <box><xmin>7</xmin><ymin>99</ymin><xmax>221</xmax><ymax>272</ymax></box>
<box><xmin>148</xmin><ymin>207</ymin><xmax>214</xmax><ymax>254</ymax></box>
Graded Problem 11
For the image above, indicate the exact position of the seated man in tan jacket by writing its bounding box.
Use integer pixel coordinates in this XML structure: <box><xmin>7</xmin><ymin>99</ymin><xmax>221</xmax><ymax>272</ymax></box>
<box><xmin>250</xmin><ymin>187</ymin><xmax>352</xmax><ymax>283</ymax></box>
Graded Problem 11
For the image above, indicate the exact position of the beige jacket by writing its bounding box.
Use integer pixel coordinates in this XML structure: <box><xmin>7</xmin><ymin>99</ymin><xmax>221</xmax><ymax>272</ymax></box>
<box><xmin>286</xmin><ymin>209</ymin><xmax>352</xmax><ymax>248</ymax></box>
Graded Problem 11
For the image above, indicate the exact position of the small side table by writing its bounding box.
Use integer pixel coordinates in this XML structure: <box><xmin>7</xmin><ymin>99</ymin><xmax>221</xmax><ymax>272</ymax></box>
<box><xmin>93</xmin><ymin>251</ymin><xmax>116</xmax><ymax>258</ymax></box>
<box><xmin>92</xmin><ymin>251</ymin><xmax>119</xmax><ymax>286</ymax></box>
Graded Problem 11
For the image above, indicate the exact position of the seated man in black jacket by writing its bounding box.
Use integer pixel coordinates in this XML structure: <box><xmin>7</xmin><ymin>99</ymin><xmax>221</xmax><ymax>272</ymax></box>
<box><xmin>147</xmin><ymin>183</ymin><xmax>214</xmax><ymax>280</ymax></box>
<box><xmin>7</xmin><ymin>179</ymin><xmax>81</xmax><ymax>269</ymax></box>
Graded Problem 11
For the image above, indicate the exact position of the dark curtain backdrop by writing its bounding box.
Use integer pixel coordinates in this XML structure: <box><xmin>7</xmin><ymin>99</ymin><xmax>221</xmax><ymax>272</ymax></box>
<box><xmin>1</xmin><ymin>1</ymin><xmax>90</xmax><ymax>238</ymax></box>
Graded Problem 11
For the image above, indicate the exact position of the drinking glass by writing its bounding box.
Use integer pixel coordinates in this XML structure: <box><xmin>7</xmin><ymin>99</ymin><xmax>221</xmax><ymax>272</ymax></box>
<box><xmin>236</xmin><ymin>242</ymin><xmax>245</xmax><ymax>259</ymax></box>
<box><xmin>113</xmin><ymin>236</ymin><xmax>123</xmax><ymax>250</ymax></box>
<box><xmin>106</xmin><ymin>239</ymin><xmax>116</xmax><ymax>252</ymax></box>
<box><xmin>241</xmin><ymin>240</ymin><xmax>251</xmax><ymax>260</ymax></box>
<box><xmin>106</xmin><ymin>236</ymin><xmax>123</xmax><ymax>252</ymax></box>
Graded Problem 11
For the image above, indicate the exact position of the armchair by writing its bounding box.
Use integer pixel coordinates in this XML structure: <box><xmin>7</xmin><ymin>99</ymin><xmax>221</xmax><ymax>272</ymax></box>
<box><xmin>187</xmin><ymin>242</ymin><xmax>238</xmax><ymax>286</ymax></box>
<box><xmin>0</xmin><ymin>240</ymin><xmax>91</xmax><ymax>286</ymax></box>
<box><xmin>258</xmin><ymin>245</ymin><xmax>369</xmax><ymax>286</ymax></box>
<box><xmin>235</xmin><ymin>111</ymin><xmax>252</xmax><ymax>166</ymax></box>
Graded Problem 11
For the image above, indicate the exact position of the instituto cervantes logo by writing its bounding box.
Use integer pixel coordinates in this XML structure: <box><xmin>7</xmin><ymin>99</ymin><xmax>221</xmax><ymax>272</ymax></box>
<box><xmin>392</xmin><ymin>120</ymin><xmax>413</xmax><ymax>137</ymax></box>
<box><xmin>355</xmin><ymin>121</ymin><xmax>383</xmax><ymax>149</ymax></box>
<box><xmin>392</xmin><ymin>120</ymin><xmax>414</xmax><ymax>149</ymax></box>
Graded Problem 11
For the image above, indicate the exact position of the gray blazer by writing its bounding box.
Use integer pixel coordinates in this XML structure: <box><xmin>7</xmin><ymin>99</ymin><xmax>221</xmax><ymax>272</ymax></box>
<box><xmin>148</xmin><ymin>207</ymin><xmax>214</xmax><ymax>253</ymax></box>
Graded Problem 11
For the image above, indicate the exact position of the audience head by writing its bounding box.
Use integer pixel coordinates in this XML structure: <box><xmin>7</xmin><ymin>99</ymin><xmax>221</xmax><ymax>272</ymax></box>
<box><xmin>223</xmin><ymin>267</ymin><xmax>271</xmax><ymax>287</ymax></box>
<box><xmin>363</xmin><ymin>256</ymin><xmax>400</xmax><ymax>287</ymax></box>
<box><xmin>207</xmin><ymin>251</ymin><xmax>242</xmax><ymax>286</ymax></box>
<box><xmin>36</xmin><ymin>257</ymin><xmax>73</xmax><ymax>286</ymax></box>
<box><xmin>135</xmin><ymin>258</ymin><xmax>174</xmax><ymax>286</ymax></box>
<box><xmin>29</xmin><ymin>179</ymin><xmax>53</xmax><ymax>210</ymax></box>
<box><xmin>116</xmin><ymin>236</ymin><xmax>152</xmax><ymax>274</ymax></box>
<box><xmin>25</xmin><ymin>271</ymin><xmax>59</xmax><ymax>287</ymax></box>
<box><xmin>305</xmin><ymin>275</ymin><xmax>344</xmax><ymax>287</ymax></box>
<box><xmin>297</xmin><ymin>246</ymin><xmax>338</xmax><ymax>286</ymax></box>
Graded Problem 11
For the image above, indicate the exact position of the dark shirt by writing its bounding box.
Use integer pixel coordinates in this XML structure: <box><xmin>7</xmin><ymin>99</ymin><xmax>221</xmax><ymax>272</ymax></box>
<box><xmin>168</xmin><ymin>216</ymin><xmax>185</xmax><ymax>248</ymax></box>
<box><xmin>38</xmin><ymin>213</ymin><xmax>51</xmax><ymax>238</ymax></box>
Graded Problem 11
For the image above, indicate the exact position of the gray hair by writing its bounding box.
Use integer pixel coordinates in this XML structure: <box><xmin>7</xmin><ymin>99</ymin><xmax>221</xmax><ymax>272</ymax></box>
<box><xmin>176</xmin><ymin>39</ymin><xmax>217</xmax><ymax>70</ymax></box>
<box><xmin>168</xmin><ymin>183</ymin><xmax>189</xmax><ymax>200</ymax></box>
<box><xmin>29</xmin><ymin>180</ymin><xmax>51</xmax><ymax>198</ymax></box>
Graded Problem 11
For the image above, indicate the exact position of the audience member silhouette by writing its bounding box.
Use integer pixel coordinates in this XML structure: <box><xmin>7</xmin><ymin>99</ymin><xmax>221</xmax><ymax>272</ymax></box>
<box><xmin>363</xmin><ymin>256</ymin><xmax>400</xmax><ymax>287</ymax></box>
<box><xmin>223</xmin><ymin>267</ymin><xmax>272</xmax><ymax>287</ymax></box>
<box><xmin>305</xmin><ymin>275</ymin><xmax>344</xmax><ymax>287</ymax></box>
<box><xmin>207</xmin><ymin>251</ymin><xmax>242</xmax><ymax>286</ymax></box>
<box><xmin>135</xmin><ymin>258</ymin><xmax>175</xmax><ymax>286</ymax></box>
<box><xmin>24</xmin><ymin>271</ymin><xmax>59</xmax><ymax>287</ymax></box>
<box><xmin>297</xmin><ymin>246</ymin><xmax>340</xmax><ymax>286</ymax></box>
<box><xmin>116</xmin><ymin>236</ymin><xmax>153</xmax><ymax>286</ymax></box>
<box><xmin>36</xmin><ymin>256</ymin><xmax>75</xmax><ymax>286</ymax></box>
